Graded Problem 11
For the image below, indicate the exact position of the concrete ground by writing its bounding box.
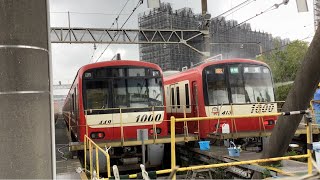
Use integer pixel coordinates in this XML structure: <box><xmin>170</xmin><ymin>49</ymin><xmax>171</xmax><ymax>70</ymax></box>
<box><xmin>55</xmin><ymin>117</ymin><xmax>83</xmax><ymax>179</ymax></box>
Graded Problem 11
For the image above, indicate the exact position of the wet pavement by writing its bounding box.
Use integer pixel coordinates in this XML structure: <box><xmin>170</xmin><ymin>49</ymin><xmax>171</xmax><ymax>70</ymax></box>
<box><xmin>55</xmin><ymin>117</ymin><xmax>83</xmax><ymax>179</ymax></box>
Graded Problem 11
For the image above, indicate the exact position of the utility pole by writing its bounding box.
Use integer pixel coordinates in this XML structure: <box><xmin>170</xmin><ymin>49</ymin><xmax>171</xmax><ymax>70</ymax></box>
<box><xmin>0</xmin><ymin>0</ymin><xmax>54</xmax><ymax>178</ymax></box>
<box><xmin>201</xmin><ymin>0</ymin><xmax>211</xmax><ymax>60</ymax></box>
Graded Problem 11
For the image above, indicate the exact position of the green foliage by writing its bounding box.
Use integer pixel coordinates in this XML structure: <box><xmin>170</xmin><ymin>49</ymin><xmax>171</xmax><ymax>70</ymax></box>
<box><xmin>262</xmin><ymin>169</ymin><xmax>272</xmax><ymax>179</ymax></box>
<box><xmin>275</xmin><ymin>84</ymin><xmax>293</xmax><ymax>101</ymax></box>
<box><xmin>284</xmin><ymin>150</ymin><xmax>307</xmax><ymax>162</ymax></box>
<box><xmin>257</xmin><ymin>40</ymin><xmax>309</xmax><ymax>100</ymax></box>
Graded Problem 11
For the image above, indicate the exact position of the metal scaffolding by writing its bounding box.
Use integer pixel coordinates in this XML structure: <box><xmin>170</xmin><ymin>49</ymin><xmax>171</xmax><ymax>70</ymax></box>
<box><xmin>138</xmin><ymin>3</ymin><xmax>289</xmax><ymax>71</ymax></box>
<box><xmin>138</xmin><ymin>3</ymin><xmax>203</xmax><ymax>71</ymax></box>
<box><xmin>210</xmin><ymin>17</ymin><xmax>276</xmax><ymax>59</ymax></box>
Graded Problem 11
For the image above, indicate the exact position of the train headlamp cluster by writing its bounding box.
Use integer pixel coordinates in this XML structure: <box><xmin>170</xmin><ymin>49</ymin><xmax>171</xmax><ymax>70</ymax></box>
<box><xmin>264</xmin><ymin>120</ymin><xmax>275</xmax><ymax>126</ymax></box>
<box><xmin>149</xmin><ymin>128</ymin><xmax>162</xmax><ymax>135</ymax></box>
<box><xmin>90</xmin><ymin>132</ymin><xmax>105</xmax><ymax>139</ymax></box>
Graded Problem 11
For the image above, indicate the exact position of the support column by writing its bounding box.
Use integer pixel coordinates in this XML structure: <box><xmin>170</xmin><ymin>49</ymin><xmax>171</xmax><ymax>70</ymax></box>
<box><xmin>0</xmin><ymin>0</ymin><xmax>53</xmax><ymax>178</ymax></box>
<box><xmin>201</xmin><ymin>0</ymin><xmax>210</xmax><ymax>60</ymax></box>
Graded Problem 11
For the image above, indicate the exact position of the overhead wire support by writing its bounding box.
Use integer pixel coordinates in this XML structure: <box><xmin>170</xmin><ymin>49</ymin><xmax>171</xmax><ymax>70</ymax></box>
<box><xmin>50</xmin><ymin>11</ymin><xmax>130</xmax><ymax>16</ymax></box>
<box><xmin>94</xmin><ymin>0</ymin><xmax>143</xmax><ymax>63</ymax></box>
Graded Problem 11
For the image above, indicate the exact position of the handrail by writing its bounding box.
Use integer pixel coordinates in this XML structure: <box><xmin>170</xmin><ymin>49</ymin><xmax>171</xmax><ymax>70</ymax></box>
<box><xmin>84</xmin><ymin>135</ymin><xmax>111</xmax><ymax>179</ymax></box>
<box><xmin>126</xmin><ymin>154</ymin><xmax>311</xmax><ymax>179</ymax></box>
<box><xmin>169</xmin><ymin>109</ymin><xmax>313</xmax><ymax>180</ymax></box>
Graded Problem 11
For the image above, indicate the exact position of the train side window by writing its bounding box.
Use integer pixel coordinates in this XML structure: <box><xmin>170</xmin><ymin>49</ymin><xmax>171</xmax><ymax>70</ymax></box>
<box><xmin>185</xmin><ymin>84</ymin><xmax>190</xmax><ymax>108</ymax></box>
<box><xmin>176</xmin><ymin>86</ymin><xmax>180</xmax><ymax>108</ymax></box>
<box><xmin>171</xmin><ymin>87</ymin><xmax>175</xmax><ymax>108</ymax></box>
<box><xmin>74</xmin><ymin>88</ymin><xmax>77</xmax><ymax>113</ymax></box>
<box><xmin>71</xmin><ymin>93</ymin><xmax>74</xmax><ymax>113</ymax></box>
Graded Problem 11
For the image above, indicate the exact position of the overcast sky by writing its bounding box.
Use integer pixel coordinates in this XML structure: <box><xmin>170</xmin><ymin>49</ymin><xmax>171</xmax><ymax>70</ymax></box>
<box><xmin>49</xmin><ymin>0</ymin><xmax>315</xmax><ymax>87</ymax></box>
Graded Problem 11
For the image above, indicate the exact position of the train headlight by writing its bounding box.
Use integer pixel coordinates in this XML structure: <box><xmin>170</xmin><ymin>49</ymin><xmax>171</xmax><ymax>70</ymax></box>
<box><xmin>156</xmin><ymin>128</ymin><xmax>162</xmax><ymax>134</ymax></box>
<box><xmin>263</xmin><ymin>120</ymin><xmax>275</xmax><ymax>126</ymax></box>
<box><xmin>90</xmin><ymin>132</ymin><xmax>105</xmax><ymax>139</ymax></box>
<box><xmin>149</xmin><ymin>128</ymin><xmax>162</xmax><ymax>135</ymax></box>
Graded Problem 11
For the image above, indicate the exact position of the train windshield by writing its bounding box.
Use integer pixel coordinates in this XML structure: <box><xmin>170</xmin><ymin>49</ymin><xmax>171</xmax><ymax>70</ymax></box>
<box><xmin>203</xmin><ymin>63</ymin><xmax>274</xmax><ymax>105</ymax></box>
<box><xmin>83</xmin><ymin>67</ymin><xmax>163</xmax><ymax>110</ymax></box>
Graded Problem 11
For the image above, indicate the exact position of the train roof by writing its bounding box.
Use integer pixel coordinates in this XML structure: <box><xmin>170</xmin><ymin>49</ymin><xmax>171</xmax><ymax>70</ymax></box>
<box><xmin>164</xmin><ymin>58</ymin><xmax>269</xmax><ymax>81</ymax></box>
<box><xmin>78</xmin><ymin>60</ymin><xmax>162</xmax><ymax>76</ymax></box>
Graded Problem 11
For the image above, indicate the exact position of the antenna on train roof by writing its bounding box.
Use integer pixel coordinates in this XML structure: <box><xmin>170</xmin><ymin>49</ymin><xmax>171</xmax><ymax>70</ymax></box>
<box><xmin>111</xmin><ymin>53</ymin><xmax>121</xmax><ymax>60</ymax></box>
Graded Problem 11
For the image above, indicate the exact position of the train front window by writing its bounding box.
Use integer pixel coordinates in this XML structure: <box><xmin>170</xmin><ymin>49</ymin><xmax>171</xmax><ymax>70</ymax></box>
<box><xmin>229</xmin><ymin>65</ymin><xmax>247</xmax><ymax>103</ymax></box>
<box><xmin>127</xmin><ymin>79</ymin><xmax>149</xmax><ymax>107</ymax></box>
<box><xmin>84</xmin><ymin>67</ymin><xmax>163</xmax><ymax>110</ymax></box>
<box><xmin>126</xmin><ymin>78</ymin><xmax>163</xmax><ymax>107</ymax></box>
<box><xmin>85</xmin><ymin>81</ymin><xmax>109</xmax><ymax>109</ymax></box>
<box><xmin>243</xmin><ymin>66</ymin><xmax>274</xmax><ymax>103</ymax></box>
<box><xmin>203</xmin><ymin>63</ymin><xmax>275</xmax><ymax>106</ymax></box>
<box><xmin>148</xmin><ymin>78</ymin><xmax>163</xmax><ymax>106</ymax></box>
<box><xmin>113</xmin><ymin>79</ymin><xmax>127</xmax><ymax>108</ymax></box>
<box><xmin>204</xmin><ymin>67</ymin><xmax>229</xmax><ymax>105</ymax></box>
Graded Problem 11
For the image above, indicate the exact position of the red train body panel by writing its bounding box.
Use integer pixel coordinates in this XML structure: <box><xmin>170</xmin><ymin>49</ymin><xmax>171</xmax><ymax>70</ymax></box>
<box><xmin>164</xmin><ymin>58</ymin><xmax>277</xmax><ymax>139</ymax></box>
<box><xmin>63</xmin><ymin>60</ymin><xmax>168</xmax><ymax>142</ymax></box>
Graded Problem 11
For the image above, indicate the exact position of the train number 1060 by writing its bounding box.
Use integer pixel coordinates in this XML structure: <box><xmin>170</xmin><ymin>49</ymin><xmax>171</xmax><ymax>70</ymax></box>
<box><xmin>136</xmin><ymin>114</ymin><xmax>162</xmax><ymax>122</ymax></box>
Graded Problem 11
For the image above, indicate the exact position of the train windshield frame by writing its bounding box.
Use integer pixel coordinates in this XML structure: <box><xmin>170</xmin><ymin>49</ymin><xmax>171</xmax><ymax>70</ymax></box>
<box><xmin>203</xmin><ymin>63</ymin><xmax>275</xmax><ymax>106</ymax></box>
<box><xmin>83</xmin><ymin>66</ymin><xmax>163</xmax><ymax>110</ymax></box>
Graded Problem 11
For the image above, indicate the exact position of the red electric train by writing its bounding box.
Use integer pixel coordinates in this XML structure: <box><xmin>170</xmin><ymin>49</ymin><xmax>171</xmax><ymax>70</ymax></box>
<box><xmin>62</xmin><ymin>60</ymin><xmax>167</xmax><ymax>167</ymax></box>
<box><xmin>164</xmin><ymin>58</ymin><xmax>278</xmax><ymax>140</ymax></box>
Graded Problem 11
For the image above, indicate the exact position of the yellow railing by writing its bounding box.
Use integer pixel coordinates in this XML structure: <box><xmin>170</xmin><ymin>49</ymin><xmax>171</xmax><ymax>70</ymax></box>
<box><xmin>81</xmin><ymin>101</ymin><xmax>285</xmax><ymax>145</ymax></box>
<box><xmin>84</xmin><ymin>135</ymin><xmax>111</xmax><ymax>179</ymax></box>
<box><xmin>123</xmin><ymin>110</ymin><xmax>314</xmax><ymax>179</ymax></box>
<box><xmin>126</xmin><ymin>154</ymin><xmax>311</xmax><ymax>179</ymax></box>
<box><xmin>168</xmin><ymin>111</ymin><xmax>314</xmax><ymax>180</ymax></box>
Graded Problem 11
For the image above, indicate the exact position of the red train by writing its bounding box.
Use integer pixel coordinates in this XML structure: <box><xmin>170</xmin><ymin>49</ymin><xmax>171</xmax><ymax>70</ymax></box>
<box><xmin>62</xmin><ymin>60</ymin><xmax>168</xmax><ymax>167</ymax></box>
<box><xmin>164</xmin><ymin>58</ymin><xmax>278</xmax><ymax>139</ymax></box>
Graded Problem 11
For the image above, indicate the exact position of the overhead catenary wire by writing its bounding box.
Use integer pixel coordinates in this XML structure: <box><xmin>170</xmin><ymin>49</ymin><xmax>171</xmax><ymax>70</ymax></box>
<box><xmin>94</xmin><ymin>0</ymin><xmax>143</xmax><ymax>63</ymax></box>
<box><xmin>90</xmin><ymin>0</ymin><xmax>131</xmax><ymax>63</ymax></box>
<box><xmin>212</xmin><ymin>0</ymin><xmax>256</xmax><ymax>20</ymax></box>
<box><xmin>215</xmin><ymin>2</ymin><xmax>284</xmax><ymax>35</ymax></box>
<box><xmin>260</xmin><ymin>35</ymin><xmax>314</xmax><ymax>55</ymax></box>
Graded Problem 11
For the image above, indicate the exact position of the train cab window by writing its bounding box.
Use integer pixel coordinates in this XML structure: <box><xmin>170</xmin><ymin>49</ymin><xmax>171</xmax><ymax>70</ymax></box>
<box><xmin>204</xmin><ymin>66</ymin><xmax>229</xmax><ymax>105</ymax></box>
<box><xmin>243</xmin><ymin>66</ymin><xmax>274</xmax><ymax>102</ymax></box>
<box><xmin>96</xmin><ymin>68</ymin><xmax>107</xmax><ymax>78</ymax></box>
<box><xmin>185</xmin><ymin>84</ymin><xmax>190</xmax><ymax>108</ymax></box>
<box><xmin>113</xmin><ymin>79</ymin><xmax>128</xmax><ymax>108</ymax></box>
<box><xmin>111</xmin><ymin>68</ymin><xmax>125</xmax><ymax>77</ymax></box>
<box><xmin>147</xmin><ymin>78</ymin><xmax>163</xmax><ymax>106</ymax></box>
<box><xmin>85</xmin><ymin>81</ymin><xmax>109</xmax><ymax>109</ymax></box>
<box><xmin>127</xmin><ymin>79</ymin><xmax>149</xmax><ymax>108</ymax></box>
<box><xmin>128</xmin><ymin>68</ymin><xmax>145</xmax><ymax>77</ymax></box>
<box><xmin>176</xmin><ymin>87</ymin><xmax>180</xmax><ymax>108</ymax></box>
<box><xmin>229</xmin><ymin>65</ymin><xmax>247</xmax><ymax>103</ymax></box>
